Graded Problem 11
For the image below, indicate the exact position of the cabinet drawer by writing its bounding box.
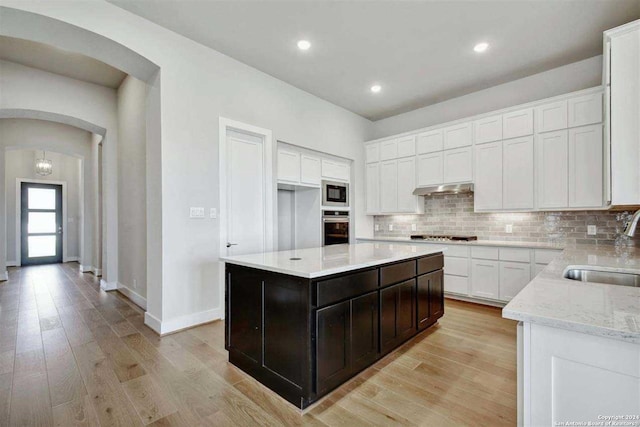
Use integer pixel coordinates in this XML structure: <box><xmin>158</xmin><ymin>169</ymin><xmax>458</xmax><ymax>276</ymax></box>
<box><xmin>499</xmin><ymin>248</ymin><xmax>531</xmax><ymax>263</ymax></box>
<box><xmin>534</xmin><ymin>249</ymin><xmax>561</xmax><ymax>265</ymax></box>
<box><xmin>444</xmin><ymin>256</ymin><xmax>469</xmax><ymax>277</ymax></box>
<box><xmin>444</xmin><ymin>274</ymin><xmax>468</xmax><ymax>295</ymax></box>
<box><xmin>380</xmin><ymin>260</ymin><xmax>416</xmax><ymax>287</ymax></box>
<box><xmin>316</xmin><ymin>269</ymin><xmax>378</xmax><ymax>307</ymax></box>
<box><xmin>417</xmin><ymin>254</ymin><xmax>444</xmax><ymax>275</ymax></box>
<box><xmin>471</xmin><ymin>247</ymin><xmax>499</xmax><ymax>260</ymax></box>
<box><xmin>444</xmin><ymin>245</ymin><xmax>469</xmax><ymax>258</ymax></box>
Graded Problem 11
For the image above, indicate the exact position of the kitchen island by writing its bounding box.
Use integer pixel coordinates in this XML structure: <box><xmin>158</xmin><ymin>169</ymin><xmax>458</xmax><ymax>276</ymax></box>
<box><xmin>221</xmin><ymin>242</ymin><xmax>445</xmax><ymax>409</ymax></box>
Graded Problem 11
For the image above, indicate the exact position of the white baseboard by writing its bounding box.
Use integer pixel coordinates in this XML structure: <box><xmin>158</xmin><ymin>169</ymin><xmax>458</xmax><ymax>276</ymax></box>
<box><xmin>6</xmin><ymin>260</ymin><xmax>17</xmax><ymax>267</ymax></box>
<box><xmin>64</xmin><ymin>256</ymin><xmax>79</xmax><ymax>262</ymax></box>
<box><xmin>117</xmin><ymin>283</ymin><xmax>147</xmax><ymax>310</ymax></box>
<box><xmin>100</xmin><ymin>279</ymin><xmax>117</xmax><ymax>291</ymax></box>
<box><xmin>0</xmin><ymin>271</ymin><xmax>7</xmax><ymax>282</ymax></box>
<box><xmin>144</xmin><ymin>307</ymin><xmax>223</xmax><ymax>335</ymax></box>
<box><xmin>93</xmin><ymin>267</ymin><xmax>102</xmax><ymax>277</ymax></box>
<box><xmin>79</xmin><ymin>264</ymin><xmax>92</xmax><ymax>273</ymax></box>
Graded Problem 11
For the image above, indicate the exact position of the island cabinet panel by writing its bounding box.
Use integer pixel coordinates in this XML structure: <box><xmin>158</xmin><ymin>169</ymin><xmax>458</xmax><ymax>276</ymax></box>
<box><xmin>351</xmin><ymin>291</ymin><xmax>379</xmax><ymax>372</ymax></box>
<box><xmin>316</xmin><ymin>268</ymin><xmax>378</xmax><ymax>307</ymax></box>
<box><xmin>380</xmin><ymin>260</ymin><xmax>416</xmax><ymax>287</ymax></box>
<box><xmin>316</xmin><ymin>301</ymin><xmax>351</xmax><ymax>394</ymax></box>
<box><xmin>418</xmin><ymin>270</ymin><xmax>444</xmax><ymax>330</ymax></box>
<box><xmin>380</xmin><ymin>279</ymin><xmax>417</xmax><ymax>354</ymax></box>
<box><xmin>226</xmin><ymin>267</ymin><xmax>262</xmax><ymax>362</ymax></box>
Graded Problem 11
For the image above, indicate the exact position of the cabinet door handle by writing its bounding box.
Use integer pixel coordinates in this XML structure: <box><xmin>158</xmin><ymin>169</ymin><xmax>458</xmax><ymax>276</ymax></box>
<box><xmin>504</xmin><ymin>266</ymin><xmax>524</xmax><ymax>270</ymax></box>
<box><xmin>476</xmin><ymin>263</ymin><xmax>494</xmax><ymax>268</ymax></box>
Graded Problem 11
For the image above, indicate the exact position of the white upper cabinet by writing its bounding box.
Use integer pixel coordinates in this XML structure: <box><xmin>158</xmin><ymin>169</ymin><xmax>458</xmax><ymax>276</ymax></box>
<box><xmin>277</xmin><ymin>149</ymin><xmax>301</xmax><ymax>183</ymax></box>
<box><xmin>397</xmin><ymin>157</ymin><xmax>417</xmax><ymax>212</ymax></box>
<box><xmin>417</xmin><ymin>152</ymin><xmax>444</xmax><ymax>187</ymax></box>
<box><xmin>443</xmin><ymin>147</ymin><xmax>473</xmax><ymax>183</ymax></box>
<box><xmin>606</xmin><ymin>20</ymin><xmax>640</xmax><ymax>205</ymax></box>
<box><xmin>537</xmin><ymin>130</ymin><xmax>569</xmax><ymax>209</ymax></box>
<box><xmin>503</xmin><ymin>136</ymin><xmax>534</xmax><ymax>210</ymax></box>
<box><xmin>366</xmin><ymin>163</ymin><xmax>380</xmax><ymax>214</ymax></box>
<box><xmin>568</xmin><ymin>93</ymin><xmax>602</xmax><ymax>128</ymax></box>
<box><xmin>365</xmin><ymin>143</ymin><xmax>380</xmax><ymax>163</ymax></box>
<box><xmin>474</xmin><ymin>115</ymin><xmax>503</xmax><ymax>145</ymax></box>
<box><xmin>443</xmin><ymin>122</ymin><xmax>473</xmax><ymax>150</ymax></box>
<box><xmin>536</xmin><ymin>100</ymin><xmax>568</xmax><ymax>133</ymax></box>
<box><xmin>416</xmin><ymin>129</ymin><xmax>444</xmax><ymax>154</ymax></box>
<box><xmin>503</xmin><ymin>108</ymin><xmax>534</xmax><ymax>139</ymax></box>
<box><xmin>379</xmin><ymin>160</ymin><xmax>398</xmax><ymax>213</ymax></box>
<box><xmin>321</xmin><ymin>159</ymin><xmax>350</xmax><ymax>182</ymax></box>
<box><xmin>300</xmin><ymin>155</ymin><xmax>321</xmax><ymax>186</ymax></box>
<box><xmin>474</xmin><ymin>141</ymin><xmax>503</xmax><ymax>210</ymax></box>
<box><xmin>379</xmin><ymin>139</ymin><xmax>398</xmax><ymax>161</ymax></box>
<box><xmin>396</xmin><ymin>136</ymin><xmax>416</xmax><ymax>158</ymax></box>
<box><xmin>569</xmin><ymin>125</ymin><xmax>604</xmax><ymax>208</ymax></box>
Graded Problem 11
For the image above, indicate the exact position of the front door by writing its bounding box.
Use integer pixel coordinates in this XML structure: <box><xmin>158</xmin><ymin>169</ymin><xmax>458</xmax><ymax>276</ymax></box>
<box><xmin>21</xmin><ymin>182</ymin><xmax>63</xmax><ymax>265</ymax></box>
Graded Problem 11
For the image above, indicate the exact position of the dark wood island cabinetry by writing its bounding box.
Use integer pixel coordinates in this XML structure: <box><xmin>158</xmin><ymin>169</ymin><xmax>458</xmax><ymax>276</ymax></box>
<box><xmin>224</xmin><ymin>245</ymin><xmax>444</xmax><ymax>409</ymax></box>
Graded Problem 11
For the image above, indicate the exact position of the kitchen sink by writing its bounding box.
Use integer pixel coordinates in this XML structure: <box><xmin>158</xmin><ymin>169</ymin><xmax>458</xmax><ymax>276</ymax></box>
<box><xmin>564</xmin><ymin>268</ymin><xmax>640</xmax><ymax>287</ymax></box>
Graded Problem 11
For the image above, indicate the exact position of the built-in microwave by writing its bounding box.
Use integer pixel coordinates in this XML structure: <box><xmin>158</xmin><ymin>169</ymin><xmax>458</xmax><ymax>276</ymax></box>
<box><xmin>322</xmin><ymin>180</ymin><xmax>349</xmax><ymax>208</ymax></box>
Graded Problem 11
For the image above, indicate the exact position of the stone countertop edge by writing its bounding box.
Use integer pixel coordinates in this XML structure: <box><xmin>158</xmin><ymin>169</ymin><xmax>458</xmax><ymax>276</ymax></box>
<box><xmin>356</xmin><ymin>236</ymin><xmax>565</xmax><ymax>250</ymax></box>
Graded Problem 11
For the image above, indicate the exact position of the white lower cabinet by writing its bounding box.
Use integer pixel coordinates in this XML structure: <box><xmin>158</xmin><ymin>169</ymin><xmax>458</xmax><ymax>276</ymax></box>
<box><xmin>444</xmin><ymin>274</ymin><xmax>469</xmax><ymax>295</ymax></box>
<box><xmin>523</xmin><ymin>323</ymin><xmax>640</xmax><ymax>426</ymax></box>
<box><xmin>366</xmin><ymin>163</ymin><xmax>380</xmax><ymax>214</ymax></box>
<box><xmin>471</xmin><ymin>260</ymin><xmax>500</xmax><ymax>300</ymax></box>
<box><xmin>499</xmin><ymin>262</ymin><xmax>531</xmax><ymax>301</ymax></box>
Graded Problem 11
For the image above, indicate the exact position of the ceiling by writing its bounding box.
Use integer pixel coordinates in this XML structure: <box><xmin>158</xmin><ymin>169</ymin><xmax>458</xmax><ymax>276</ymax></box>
<box><xmin>0</xmin><ymin>36</ymin><xmax>127</xmax><ymax>89</ymax></box>
<box><xmin>108</xmin><ymin>0</ymin><xmax>639</xmax><ymax>120</ymax></box>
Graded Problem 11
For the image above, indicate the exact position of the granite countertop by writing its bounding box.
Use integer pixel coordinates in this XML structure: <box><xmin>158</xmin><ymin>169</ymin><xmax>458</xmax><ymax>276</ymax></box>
<box><xmin>503</xmin><ymin>244</ymin><xmax>640</xmax><ymax>343</ymax></box>
<box><xmin>356</xmin><ymin>236</ymin><xmax>565</xmax><ymax>250</ymax></box>
<box><xmin>221</xmin><ymin>242</ymin><xmax>446</xmax><ymax>279</ymax></box>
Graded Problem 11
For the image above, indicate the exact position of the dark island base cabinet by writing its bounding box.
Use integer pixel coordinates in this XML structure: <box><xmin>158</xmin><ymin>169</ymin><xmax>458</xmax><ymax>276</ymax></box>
<box><xmin>225</xmin><ymin>253</ymin><xmax>443</xmax><ymax>409</ymax></box>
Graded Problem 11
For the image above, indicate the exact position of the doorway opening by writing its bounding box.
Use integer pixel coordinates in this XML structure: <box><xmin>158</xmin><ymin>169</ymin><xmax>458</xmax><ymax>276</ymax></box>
<box><xmin>20</xmin><ymin>182</ymin><xmax>63</xmax><ymax>266</ymax></box>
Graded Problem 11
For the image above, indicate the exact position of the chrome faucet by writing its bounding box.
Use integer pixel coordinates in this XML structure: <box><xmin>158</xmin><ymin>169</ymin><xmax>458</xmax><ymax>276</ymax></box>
<box><xmin>624</xmin><ymin>209</ymin><xmax>640</xmax><ymax>237</ymax></box>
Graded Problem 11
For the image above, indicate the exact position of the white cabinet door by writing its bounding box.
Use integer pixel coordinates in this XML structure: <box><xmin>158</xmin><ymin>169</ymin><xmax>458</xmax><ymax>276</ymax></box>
<box><xmin>416</xmin><ymin>129</ymin><xmax>444</xmax><ymax>154</ymax></box>
<box><xmin>444</xmin><ymin>275</ymin><xmax>469</xmax><ymax>295</ymax></box>
<box><xmin>365</xmin><ymin>143</ymin><xmax>380</xmax><ymax>163</ymax></box>
<box><xmin>537</xmin><ymin>130</ymin><xmax>569</xmax><ymax>209</ymax></box>
<box><xmin>536</xmin><ymin>100</ymin><xmax>568</xmax><ymax>133</ymax></box>
<box><xmin>396</xmin><ymin>136</ymin><xmax>416</xmax><ymax>158</ymax></box>
<box><xmin>300</xmin><ymin>155</ymin><xmax>321</xmax><ymax>186</ymax></box>
<box><xmin>503</xmin><ymin>136</ymin><xmax>534</xmax><ymax>209</ymax></box>
<box><xmin>366</xmin><ymin>163</ymin><xmax>380</xmax><ymax>214</ymax></box>
<box><xmin>379</xmin><ymin>140</ymin><xmax>398</xmax><ymax>161</ymax></box>
<box><xmin>471</xmin><ymin>260</ymin><xmax>499</xmax><ymax>300</ymax></box>
<box><xmin>380</xmin><ymin>160</ymin><xmax>398</xmax><ymax>213</ymax></box>
<box><xmin>569</xmin><ymin>125</ymin><xmax>604</xmax><ymax>208</ymax></box>
<box><xmin>474</xmin><ymin>141</ymin><xmax>503</xmax><ymax>210</ymax></box>
<box><xmin>443</xmin><ymin>122</ymin><xmax>472</xmax><ymax>150</ymax></box>
<box><xmin>443</xmin><ymin>147</ymin><xmax>473</xmax><ymax>184</ymax></box>
<box><xmin>417</xmin><ymin>152</ymin><xmax>443</xmax><ymax>186</ymax></box>
<box><xmin>499</xmin><ymin>261</ymin><xmax>531</xmax><ymax>301</ymax></box>
<box><xmin>474</xmin><ymin>115</ymin><xmax>503</xmax><ymax>145</ymax></box>
<box><xmin>397</xmin><ymin>157</ymin><xmax>416</xmax><ymax>212</ymax></box>
<box><xmin>277</xmin><ymin>149</ymin><xmax>300</xmax><ymax>183</ymax></box>
<box><xmin>503</xmin><ymin>108</ymin><xmax>533</xmax><ymax>139</ymax></box>
<box><xmin>568</xmin><ymin>93</ymin><xmax>602</xmax><ymax>128</ymax></box>
<box><xmin>321</xmin><ymin>159</ymin><xmax>350</xmax><ymax>182</ymax></box>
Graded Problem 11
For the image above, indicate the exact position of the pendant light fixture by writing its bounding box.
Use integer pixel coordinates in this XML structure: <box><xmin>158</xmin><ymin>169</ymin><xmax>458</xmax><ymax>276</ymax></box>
<box><xmin>35</xmin><ymin>151</ymin><xmax>53</xmax><ymax>176</ymax></box>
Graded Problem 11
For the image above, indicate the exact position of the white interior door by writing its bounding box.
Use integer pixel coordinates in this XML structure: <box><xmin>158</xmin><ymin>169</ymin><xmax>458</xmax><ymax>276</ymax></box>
<box><xmin>222</xmin><ymin>123</ymin><xmax>273</xmax><ymax>257</ymax></box>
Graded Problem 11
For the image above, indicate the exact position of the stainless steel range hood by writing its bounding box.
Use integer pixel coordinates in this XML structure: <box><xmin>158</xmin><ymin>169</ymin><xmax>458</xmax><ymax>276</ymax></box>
<box><xmin>413</xmin><ymin>183</ymin><xmax>474</xmax><ymax>196</ymax></box>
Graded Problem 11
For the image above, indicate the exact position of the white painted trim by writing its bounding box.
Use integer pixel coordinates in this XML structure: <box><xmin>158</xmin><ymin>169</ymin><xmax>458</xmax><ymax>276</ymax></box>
<box><xmin>65</xmin><ymin>256</ymin><xmax>79</xmax><ymax>262</ymax></box>
<box><xmin>6</xmin><ymin>261</ymin><xmax>17</xmax><ymax>267</ymax></box>
<box><xmin>100</xmin><ymin>279</ymin><xmax>117</xmax><ymax>291</ymax></box>
<box><xmin>93</xmin><ymin>267</ymin><xmax>102</xmax><ymax>277</ymax></box>
<box><xmin>0</xmin><ymin>271</ymin><xmax>7</xmax><ymax>282</ymax></box>
<box><xmin>79</xmin><ymin>264</ymin><xmax>92</xmax><ymax>273</ymax></box>
<box><xmin>219</xmin><ymin>117</ymin><xmax>273</xmax><ymax>320</ymax></box>
<box><xmin>117</xmin><ymin>283</ymin><xmax>147</xmax><ymax>310</ymax></box>
<box><xmin>145</xmin><ymin>307</ymin><xmax>223</xmax><ymax>336</ymax></box>
<box><xmin>15</xmin><ymin>178</ymin><xmax>68</xmax><ymax>267</ymax></box>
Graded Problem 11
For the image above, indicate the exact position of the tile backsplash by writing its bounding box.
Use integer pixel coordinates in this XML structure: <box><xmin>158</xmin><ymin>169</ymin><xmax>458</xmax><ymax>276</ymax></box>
<box><xmin>374</xmin><ymin>194</ymin><xmax>640</xmax><ymax>247</ymax></box>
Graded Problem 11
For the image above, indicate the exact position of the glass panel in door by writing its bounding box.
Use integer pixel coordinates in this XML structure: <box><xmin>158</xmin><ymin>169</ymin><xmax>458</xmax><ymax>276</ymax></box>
<box><xmin>21</xmin><ymin>183</ymin><xmax>63</xmax><ymax>265</ymax></box>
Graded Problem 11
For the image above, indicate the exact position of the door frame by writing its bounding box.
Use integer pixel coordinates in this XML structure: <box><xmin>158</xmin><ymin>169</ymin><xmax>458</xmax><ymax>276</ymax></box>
<box><xmin>219</xmin><ymin>117</ymin><xmax>274</xmax><ymax>317</ymax></box>
<box><xmin>15</xmin><ymin>178</ymin><xmax>68</xmax><ymax>267</ymax></box>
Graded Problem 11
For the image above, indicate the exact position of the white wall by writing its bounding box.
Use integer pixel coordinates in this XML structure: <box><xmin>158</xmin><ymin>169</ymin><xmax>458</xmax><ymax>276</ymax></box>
<box><xmin>1</xmin><ymin>1</ymin><xmax>372</xmax><ymax>331</ymax></box>
<box><xmin>371</xmin><ymin>55</ymin><xmax>603</xmax><ymax>138</ymax></box>
<box><xmin>4</xmin><ymin>149</ymin><xmax>82</xmax><ymax>263</ymax></box>
<box><xmin>0</xmin><ymin>58</ymin><xmax>117</xmax><ymax>282</ymax></box>
<box><xmin>0</xmin><ymin>118</ymin><xmax>94</xmax><ymax>268</ymax></box>
<box><xmin>117</xmin><ymin>75</ymin><xmax>147</xmax><ymax>303</ymax></box>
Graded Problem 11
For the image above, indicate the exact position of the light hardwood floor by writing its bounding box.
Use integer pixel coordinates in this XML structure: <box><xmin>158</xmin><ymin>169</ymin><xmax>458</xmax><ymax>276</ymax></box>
<box><xmin>0</xmin><ymin>263</ymin><xmax>517</xmax><ymax>426</ymax></box>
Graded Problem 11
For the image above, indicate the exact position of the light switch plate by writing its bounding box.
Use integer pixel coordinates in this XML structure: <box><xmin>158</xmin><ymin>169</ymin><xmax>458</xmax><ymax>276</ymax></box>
<box><xmin>587</xmin><ymin>225</ymin><xmax>597</xmax><ymax>235</ymax></box>
<box><xmin>389</xmin><ymin>224</ymin><xmax>393</xmax><ymax>231</ymax></box>
<box><xmin>210</xmin><ymin>208</ymin><xmax>217</xmax><ymax>219</ymax></box>
<box><xmin>505</xmin><ymin>224</ymin><xmax>513</xmax><ymax>233</ymax></box>
<box><xmin>374</xmin><ymin>224</ymin><xmax>380</xmax><ymax>231</ymax></box>
<box><xmin>190</xmin><ymin>207</ymin><xmax>205</xmax><ymax>218</ymax></box>
<box><xmin>411</xmin><ymin>224</ymin><xmax>417</xmax><ymax>232</ymax></box>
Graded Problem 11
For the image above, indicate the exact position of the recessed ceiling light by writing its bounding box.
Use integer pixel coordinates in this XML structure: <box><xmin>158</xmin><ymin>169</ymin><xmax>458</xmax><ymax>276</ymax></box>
<box><xmin>297</xmin><ymin>40</ymin><xmax>311</xmax><ymax>51</ymax></box>
<box><xmin>370</xmin><ymin>84</ymin><xmax>382</xmax><ymax>93</ymax></box>
<box><xmin>474</xmin><ymin>42</ymin><xmax>489</xmax><ymax>53</ymax></box>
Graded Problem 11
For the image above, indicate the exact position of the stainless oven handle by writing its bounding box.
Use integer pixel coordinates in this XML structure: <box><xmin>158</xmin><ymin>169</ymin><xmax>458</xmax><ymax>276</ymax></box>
<box><xmin>323</xmin><ymin>218</ymin><xmax>350</xmax><ymax>223</ymax></box>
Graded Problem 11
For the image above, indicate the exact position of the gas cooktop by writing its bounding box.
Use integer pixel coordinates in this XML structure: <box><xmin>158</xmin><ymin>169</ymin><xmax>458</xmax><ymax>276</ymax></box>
<box><xmin>410</xmin><ymin>235</ymin><xmax>478</xmax><ymax>242</ymax></box>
